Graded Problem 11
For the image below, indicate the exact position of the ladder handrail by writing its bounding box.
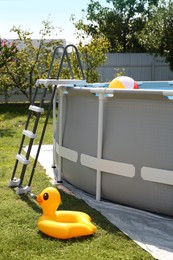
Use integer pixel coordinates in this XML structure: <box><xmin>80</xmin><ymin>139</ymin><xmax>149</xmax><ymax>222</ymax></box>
<box><xmin>48</xmin><ymin>45</ymin><xmax>64</xmax><ymax>78</ymax></box>
<box><xmin>48</xmin><ymin>44</ymin><xmax>85</xmax><ymax>80</ymax></box>
<box><xmin>9</xmin><ymin>44</ymin><xmax>85</xmax><ymax>194</ymax></box>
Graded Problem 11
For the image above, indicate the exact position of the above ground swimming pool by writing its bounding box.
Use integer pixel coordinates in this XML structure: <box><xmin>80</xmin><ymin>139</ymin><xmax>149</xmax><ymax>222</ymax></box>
<box><xmin>47</xmin><ymin>79</ymin><xmax>173</xmax><ymax>217</ymax></box>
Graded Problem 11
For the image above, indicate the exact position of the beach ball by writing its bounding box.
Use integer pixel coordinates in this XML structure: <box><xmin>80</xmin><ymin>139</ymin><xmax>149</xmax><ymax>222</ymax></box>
<box><xmin>108</xmin><ymin>76</ymin><xmax>138</xmax><ymax>89</ymax></box>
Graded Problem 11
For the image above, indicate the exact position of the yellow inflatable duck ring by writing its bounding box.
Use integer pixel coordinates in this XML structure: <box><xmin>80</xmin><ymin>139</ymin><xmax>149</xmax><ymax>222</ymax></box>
<box><xmin>36</xmin><ymin>187</ymin><xmax>97</xmax><ymax>239</ymax></box>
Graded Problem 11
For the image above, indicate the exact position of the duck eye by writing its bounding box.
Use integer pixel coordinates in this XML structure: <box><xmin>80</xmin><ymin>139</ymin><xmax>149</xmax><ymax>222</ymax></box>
<box><xmin>43</xmin><ymin>193</ymin><xmax>49</xmax><ymax>200</ymax></box>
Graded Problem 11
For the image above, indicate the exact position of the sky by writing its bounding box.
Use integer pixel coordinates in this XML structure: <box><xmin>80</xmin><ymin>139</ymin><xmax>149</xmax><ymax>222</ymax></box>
<box><xmin>0</xmin><ymin>0</ymin><xmax>109</xmax><ymax>44</ymax></box>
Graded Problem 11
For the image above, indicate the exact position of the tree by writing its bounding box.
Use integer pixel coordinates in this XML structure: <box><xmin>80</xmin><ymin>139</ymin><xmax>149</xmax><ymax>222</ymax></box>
<box><xmin>0</xmin><ymin>17</ymin><xmax>109</xmax><ymax>102</ymax></box>
<box><xmin>0</xmin><ymin>39</ymin><xmax>18</xmax><ymax>68</ymax></box>
<box><xmin>138</xmin><ymin>1</ymin><xmax>173</xmax><ymax>71</ymax></box>
<box><xmin>73</xmin><ymin>0</ymin><xmax>159</xmax><ymax>52</ymax></box>
<box><xmin>78</xmin><ymin>37</ymin><xmax>110</xmax><ymax>82</ymax></box>
<box><xmin>46</xmin><ymin>37</ymin><xmax>109</xmax><ymax>83</ymax></box>
<box><xmin>0</xmin><ymin>19</ymin><xmax>63</xmax><ymax>103</ymax></box>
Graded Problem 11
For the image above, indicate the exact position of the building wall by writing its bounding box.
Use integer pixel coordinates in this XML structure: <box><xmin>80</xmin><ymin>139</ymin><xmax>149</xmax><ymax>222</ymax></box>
<box><xmin>1</xmin><ymin>52</ymin><xmax>173</xmax><ymax>102</ymax></box>
<box><xmin>98</xmin><ymin>53</ymin><xmax>173</xmax><ymax>82</ymax></box>
<box><xmin>0</xmin><ymin>88</ymin><xmax>52</xmax><ymax>103</ymax></box>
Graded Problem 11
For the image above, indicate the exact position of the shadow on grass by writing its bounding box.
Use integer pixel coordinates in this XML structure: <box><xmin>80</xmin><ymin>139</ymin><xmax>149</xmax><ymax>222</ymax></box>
<box><xmin>0</xmin><ymin>103</ymin><xmax>53</xmax><ymax>118</ymax></box>
<box><xmin>9</xmin><ymin>186</ymin><xmax>39</xmax><ymax>211</ymax></box>
<box><xmin>11</xmin><ymin>186</ymin><xmax>127</xmax><ymax>239</ymax></box>
<box><xmin>0</xmin><ymin>103</ymin><xmax>29</xmax><ymax>115</ymax></box>
<box><xmin>19</xmin><ymin>193</ymin><xmax>41</xmax><ymax>214</ymax></box>
<box><xmin>17</xmin><ymin>191</ymin><xmax>99</xmax><ymax>242</ymax></box>
<box><xmin>0</xmin><ymin>128</ymin><xmax>16</xmax><ymax>138</ymax></box>
<box><xmin>37</xmin><ymin>229</ymin><xmax>96</xmax><ymax>243</ymax></box>
<box><xmin>59</xmin><ymin>189</ymin><xmax>124</xmax><ymax>237</ymax></box>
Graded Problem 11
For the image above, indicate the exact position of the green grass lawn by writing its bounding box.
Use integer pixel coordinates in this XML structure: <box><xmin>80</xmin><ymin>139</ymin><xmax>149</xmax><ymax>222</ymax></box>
<box><xmin>0</xmin><ymin>103</ymin><xmax>154</xmax><ymax>260</ymax></box>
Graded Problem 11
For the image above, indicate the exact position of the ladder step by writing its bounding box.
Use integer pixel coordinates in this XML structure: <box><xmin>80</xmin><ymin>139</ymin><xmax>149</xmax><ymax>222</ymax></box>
<box><xmin>22</xmin><ymin>129</ymin><xmax>37</xmax><ymax>139</ymax></box>
<box><xmin>29</xmin><ymin>105</ymin><xmax>44</xmax><ymax>113</ymax></box>
<box><xmin>8</xmin><ymin>178</ymin><xmax>20</xmax><ymax>187</ymax></box>
<box><xmin>16</xmin><ymin>154</ymin><xmax>30</xmax><ymax>165</ymax></box>
<box><xmin>16</xmin><ymin>185</ymin><xmax>31</xmax><ymax>195</ymax></box>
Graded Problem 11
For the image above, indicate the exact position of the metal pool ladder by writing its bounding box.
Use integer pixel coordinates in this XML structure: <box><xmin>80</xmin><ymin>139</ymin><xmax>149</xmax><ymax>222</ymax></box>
<box><xmin>9</xmin><ymin>44</ymin><xmax>85</xmax><ymax>194</ymax></box>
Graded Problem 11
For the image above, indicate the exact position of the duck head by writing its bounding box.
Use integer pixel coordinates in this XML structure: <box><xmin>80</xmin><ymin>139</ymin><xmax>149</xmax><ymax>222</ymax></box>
<box><xmin>36</xmin><ymin>187</ymin><xmax>61</xmax><ymax>215</ymax></box>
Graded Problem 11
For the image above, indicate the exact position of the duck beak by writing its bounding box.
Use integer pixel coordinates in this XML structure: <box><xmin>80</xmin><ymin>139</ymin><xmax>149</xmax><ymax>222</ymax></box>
<box><xmin>36</xmin><ymin>194</ymin><xmax>43</xmax><ymax>205</ymax></box>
